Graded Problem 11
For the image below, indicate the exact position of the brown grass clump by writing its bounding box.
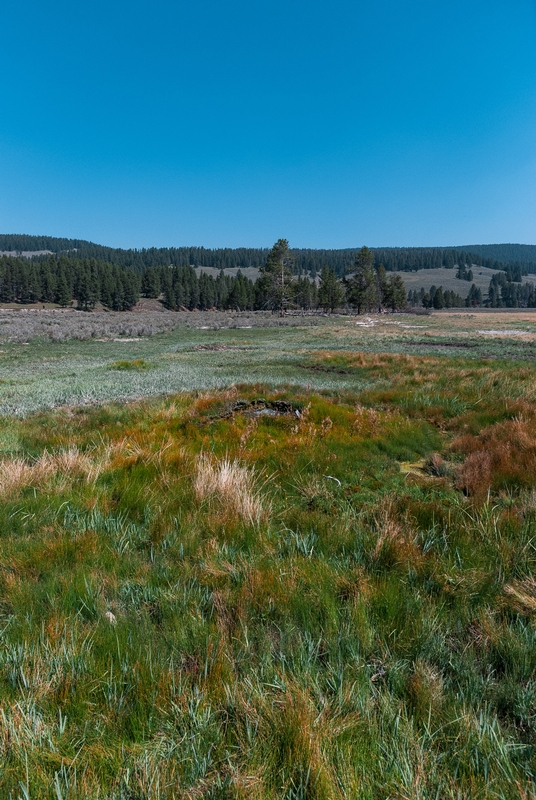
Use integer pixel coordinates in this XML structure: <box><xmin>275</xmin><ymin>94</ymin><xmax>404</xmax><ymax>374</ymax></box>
<box><xmin>293</xmin><ymin>474</ymin><xmax>333</xmax><ymax>506</ymax></box>
<box><xmin>504</xmin><ymin>578</ymin><xmax>536</xmax><ymax>615</ymax></box>
<box><xmin>259</xmin><ymin>684</ymin><xmax>346</xmax><ymax>799</ymax></box>
<box><xmin>453</xmin><ymin>417</ymin><xmax>536</xmax><ymax>499</ymax></box>
<box><xmin>0</xmin><ymin>458</ymin><xmax>35</xmax><ymax>496</ymax></box>
<box><xmin>407</xmin><ymin>660</ymin><xmax>444</xmax><ymax>719</ymax></box>
<box><xmin>353</xmin><ymin>404</ymin><xmax>380</xmax><ymax>436</ymax></box>
<box><xmin>372</xmin><ymin>499</ymin><xmax>422</xmax><ymax>568</ymax></box>
<box><xmin>194</xmin><ymin>453</ymin><xmax>270</xmax><ymax>525</ymax></box>
<box><xmin>423</xmin><ymin>453</ymin><xmax>451</xmax><ymax>478</ymax></box>
<box><xmin>0</xmin><ymin>446</ymin><xmax>107</xmax><ymax>497</ymax></box>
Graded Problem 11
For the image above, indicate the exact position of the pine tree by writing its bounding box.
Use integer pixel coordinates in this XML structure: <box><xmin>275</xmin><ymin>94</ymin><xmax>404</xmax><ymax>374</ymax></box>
<box><xmin>383</xmin><ymin>275</ymin><xmax>407</xmax><ymax>311</ymax></box>
<box><xmin>199</xmin><ymin>273</ymin><xmax>216</xmax><ymax>309</ymax></box>
<box><xmin>55</xmin><ymin>273</ymin><xmax>71</xmax><ymax>307</ymax></box>
<box><xmin>76</xmin><ymin>265</ymin><xmax>98</xmax><ymax>311</ymax></box>
<box><xmin>348</xmin><ymin>246</ymin><xmax>377</xmax><ymax>314</ymax></box>
<box><xmin>433</xmin><ymin>286</ymin><xmax>445</xmax><ymax>309</ymax></box>
<box><xmin>465</xmin><ymin>283</ymin><xmax>482</xmax><ymax>307</ymax></box>
<box><xmin>318</xmin><ymin>265</ymin><xmax>345</xmax><ymax>312</ymax></box>
<box><xmin>257</xmin><ymin>239</ymin><xmax>295</xmax><ymax>314</ymax></box>
<box><xmin>375</xmin><ymin>263</ymin><xmax>389</xmax><ymax>311</ymax></box>
<box><xmin>141</xmin><ymin>268</ymin><xmax>160</xmax><ymax>298</ymax></box>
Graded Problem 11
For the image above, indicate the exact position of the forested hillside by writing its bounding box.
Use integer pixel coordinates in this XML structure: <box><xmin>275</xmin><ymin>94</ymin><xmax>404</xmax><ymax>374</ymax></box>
<box><xmin>0</xmin><ymin>256</ymin><xmax>261</xmax><ymax>312</ymax></box>
<box><xmin>2</xmin><ymin>235</ymin><xmax>535</xmax><ymax>276</ymax></box>
<box><xmin>371</xmin><ymin>248</ymin><xmax>534</xmax><ymax>277</ymax></box>
<box><xmin>453</xmin><ymin>243</ymin><xmax>536</xmax><ymax>265</ymax></box>
<box><xmin>0</xmin><ymin>234</ymin><xmax>93</xmax><ymax>253</ymax></box>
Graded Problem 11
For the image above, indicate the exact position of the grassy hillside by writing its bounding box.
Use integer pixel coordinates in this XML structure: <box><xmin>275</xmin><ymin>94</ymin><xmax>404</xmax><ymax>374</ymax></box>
<box><xmin>0</xmin><ymin>313</ymin><xmax>535</xmax><ymax>796</ymax></box>
<box><xmin>195</xmin><ymin>265</ymin><xmax>261</xmax><ymax>281</ymax></box>
<box><xmin>396</xmin><ymin>266</ymin><xmax>536</xmax><ymax>299</ymax></box>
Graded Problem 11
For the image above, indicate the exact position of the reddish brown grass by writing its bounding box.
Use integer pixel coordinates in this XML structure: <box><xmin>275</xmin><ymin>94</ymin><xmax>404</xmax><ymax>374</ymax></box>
<box><xmin>453</xmin><ymin>416</ymin><xmax>536</xmax><ymax>499</ymax></box>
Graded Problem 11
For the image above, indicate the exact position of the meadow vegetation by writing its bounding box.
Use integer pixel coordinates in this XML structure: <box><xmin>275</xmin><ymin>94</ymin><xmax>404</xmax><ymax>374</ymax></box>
<box><xmin>0</xmin><ymin>309</ymin><xmax>321</xmax><ymax>345</ymax></box>
<box><xmin>0</xmin><ymin>312</ymin><xmax>535</xmax><ymax>797</ymax></box>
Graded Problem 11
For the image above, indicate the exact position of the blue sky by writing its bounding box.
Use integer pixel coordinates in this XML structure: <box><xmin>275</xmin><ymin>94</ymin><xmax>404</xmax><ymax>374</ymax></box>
<box><xmin>1</xmin><ymin>0</ymin><xmax>536</xmax><ymax>249</ymax></box>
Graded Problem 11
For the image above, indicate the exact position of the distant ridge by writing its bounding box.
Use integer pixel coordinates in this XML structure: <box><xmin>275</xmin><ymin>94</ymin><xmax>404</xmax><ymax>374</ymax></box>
<box><xmin>1</xmin><ymin>235</ymin><xmax>535</xmax><ymax>275</ymax></box>
<box><xmin>0</xmin><ymin>234</ymin><xmax>95</xmax><ymax>253</ymax></box>
<box><xmin>452</xmin><ymin>244</ymin><xmax>536</xmax><ymax>265</ymax></box>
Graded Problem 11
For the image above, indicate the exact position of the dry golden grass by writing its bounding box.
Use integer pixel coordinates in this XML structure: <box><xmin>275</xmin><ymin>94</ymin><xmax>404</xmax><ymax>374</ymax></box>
<box><xmin>372</xmin><ymin>499</ymin><xmax>422</xmax><ymax>567</ymax></box>
<box><xmin>257</xmin><ymin>683</ymin><xmax>346</xmax><ymax>800</ymax></box>
<box><xmin>407</xmin><ymin>659</ymin><xmax>445</xmax><ymax>716</ymax></box>
<box><xmin>293</xmin><ymin>474</ymin><xmax>333</xmax><ymax>504</ymax></box>
<box><xmin>0</xmin><ymin>445</ymin><xmax>109</xmax><ymax>497</ymax></box>
<box><xmin>504</xmin><ymin>578</ymin><xmax>536</xmax><ymax>615</ymax></box>
<box><xmin>194</xmin><ymin>453</ymin><xmax>270</xmax><ymax>525</ymax></box>
<box><xmin>353</xmin><ymin>404</ymin><xmax>381</xmax><ymax>435</ymax></box>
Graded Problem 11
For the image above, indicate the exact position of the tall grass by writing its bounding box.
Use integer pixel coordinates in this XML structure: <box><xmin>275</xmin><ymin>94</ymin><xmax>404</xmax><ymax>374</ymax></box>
<box><xmin>0</xmin><ymin>349</ymin><xmax>535</xmax><ymax>797</ymax></box>
<box><xmin>194</xmin><ymin>453</ymin><xmax>270</xmax><ymax>525</ymax></box>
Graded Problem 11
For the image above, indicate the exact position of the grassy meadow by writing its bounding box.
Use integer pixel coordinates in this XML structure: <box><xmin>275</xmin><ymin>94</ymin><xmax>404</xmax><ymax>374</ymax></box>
<box><xmin>0</xmin><ymin>310</ymin><xmax>535</xmax><ymax>798</ymax></box>
<box><xmin>1</xmin><ymin>309</ymin><xmax>536</xmax><ymax>416</ymax></box>
<box><xmin>392</xmin><ymin>267</ymin><xmax>536</xmax><ymax>296</ymax></box>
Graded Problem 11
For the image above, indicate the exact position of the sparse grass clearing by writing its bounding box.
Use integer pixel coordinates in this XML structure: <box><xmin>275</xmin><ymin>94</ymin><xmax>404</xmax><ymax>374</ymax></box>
<box><xmin>195</xmin><ymin>265</ymin><xmax>261</xmax><ymax>281</ymax></box>
<box><xmin>0</xmin><ymin>310</ymin><xmax>535</xmax><ymax>797</ymax></box>
<box><xmin>395</xmin><ymin>265</ymin><xmax>536</xmax><ymax>296</ymax></box>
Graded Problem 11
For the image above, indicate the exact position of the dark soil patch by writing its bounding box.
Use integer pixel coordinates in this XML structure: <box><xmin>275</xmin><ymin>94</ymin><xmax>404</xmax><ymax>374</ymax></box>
<box><xmin>210</xmin><ymin>398</ymin><xmax>299</xmax><ymax>421</ymax></box>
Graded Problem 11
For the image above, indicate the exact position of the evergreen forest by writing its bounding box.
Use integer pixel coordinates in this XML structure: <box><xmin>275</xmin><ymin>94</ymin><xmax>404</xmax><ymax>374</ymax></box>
<box><xmin>1</xmin><ymin>235</ymin><xmax>535</xmax><ymax>277</ymax></box>
<box><xmin>2</xmin><ymin>237</ymin><xmax>536</xmax><ymax>311</ymax></box>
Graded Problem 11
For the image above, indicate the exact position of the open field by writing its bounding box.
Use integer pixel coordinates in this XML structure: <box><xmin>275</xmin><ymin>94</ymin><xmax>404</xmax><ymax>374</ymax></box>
<box><xmin>0</xmin><ymin>310</ymin><xmax>535</xmax><ymax>797</ymax></box>
<box><xmin>195</xmin><ymin>266</ymin><xmax>261</xmax><ymax>281</ymax></box>
<box><xmin>1</xmin><ymin>309</ymin><xmax>536</xmax><ymax>416</ymax></box>
<box><xmin>393</xmin><ymin>266</ymin><xmax>536</xmax><ymax>296</ymax></box>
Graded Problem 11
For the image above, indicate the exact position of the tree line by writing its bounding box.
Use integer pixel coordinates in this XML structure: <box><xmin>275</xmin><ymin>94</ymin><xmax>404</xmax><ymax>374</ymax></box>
<box><xmin>451</xmin><ymin>243</ymin><xmax>536</xmax><ymax>266</ymax></box>
<box><xmin>407</xmin><ymin>273</ymin><xmax>536</xmax><ymax>309</ymax></box>
<box><xmin>6</xmin><ymin>241</ymin><xmax>533</xmax><ymax>312</ymax></box>
<box><xmin>407</xmin><ymin>286</ymin><xmax>474</xmax><ymax>309</ymax></box>
<box><xmin>0</xmin><ymin>244</ymin><xmax>410</xmax><ymax>314</ymax></box>
<box><xmin>0</xmin><ymin>256</ymin><xmax>140</xmax><ymax>310</ymax></box>
<box><xmin>0</xmin><ymin>256</ymin><xmax>258</xmax><ymax>312</ymax></box>
<box><xmin>486</xmin><ymin>273</ymin><xmax>536</xmax><ymax>308</ymax></box>
<box><xmin>371</xmin><ymin>248</ymin><xmax>532</xmax><ymax>277</ymax></box>
<box><xmin>2</xmin><ymin>235</ymin><xmax>535</xmax><ymax>278</ymax></box>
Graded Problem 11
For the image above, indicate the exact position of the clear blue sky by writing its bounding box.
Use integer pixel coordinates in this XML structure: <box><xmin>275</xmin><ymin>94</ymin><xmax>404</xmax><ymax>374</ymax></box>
<box><xmin>1</xmin><ymin>0</ymin><xmax>536</xmax><ymax>249</ymax></box>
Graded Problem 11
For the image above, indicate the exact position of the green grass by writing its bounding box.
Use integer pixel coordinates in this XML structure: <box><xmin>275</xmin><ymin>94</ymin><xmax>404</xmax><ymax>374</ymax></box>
<box><xmin>1</xmin><ymin>311</ymin><xmax>536</xmax><ymax>415</ymax></box>
<box><xmin>0</xmin><ymin>332</ymin><xmax>536</xmax><ymax>797</ymax></box>
<box><xmin>394</xmin><ymin>265</ymin><xmax>536</xmax><ymax>296</ymax></box>
<box><xmin>107</xmin><ymin>359</ymin><xmax>151</xmax><ymax>371</ymax></box>
<box><xmin>0</xmin><ymin>352</ymin><xmax>536</xmax><ymax>798</ymax></box>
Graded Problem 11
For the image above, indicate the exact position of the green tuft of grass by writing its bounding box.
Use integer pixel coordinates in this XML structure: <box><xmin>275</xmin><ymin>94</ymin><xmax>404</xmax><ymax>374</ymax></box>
<box><xmin>107</xmin><ymin>358</ymin><xmax>151</xmax><ymax>371</ymax></box>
